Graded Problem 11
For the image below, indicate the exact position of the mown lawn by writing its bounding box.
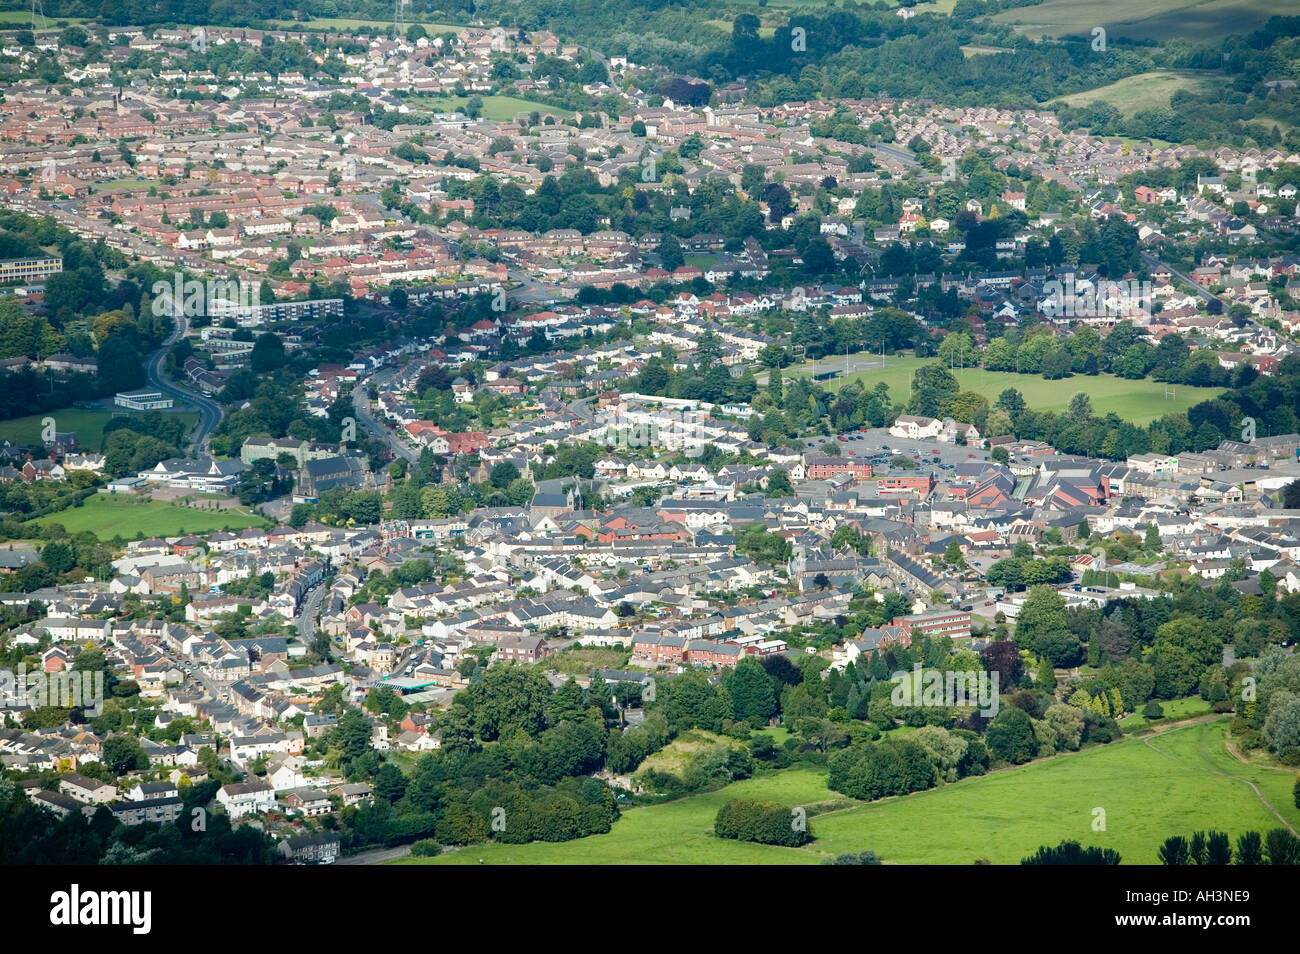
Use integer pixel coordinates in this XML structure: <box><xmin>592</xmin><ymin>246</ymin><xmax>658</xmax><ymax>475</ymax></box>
<box><xmin>408</xmin><ymin>94</ymin><xmax>573</xmax><ymax>121</ymax></box>
<box><xmin>404</xmin><ymin>720</ymin><xmax>1300</xmax><ymax>865</ymax></box>
<box><xmin>782</xmin><ymin>354</ymin><xmax>1220</xmax><ymax>425</ymax></box>
<box><xmin>32</xmin><ymin>494</ymin><xmax>269</xmax><ymax>540</ymax></box>
<box><xmin>87</xmin><ymin>178</ymin><xmax>155</xmax><ymax>193</ymax></box>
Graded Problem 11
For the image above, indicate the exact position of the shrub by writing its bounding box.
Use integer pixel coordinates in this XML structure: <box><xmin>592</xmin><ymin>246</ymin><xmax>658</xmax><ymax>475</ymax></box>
<box><xmin>1265</xmin><ymin>828</ymin><xmax>1300</xmax><ymax>865</ymax></box>
<box><xmin>639</xmin><ymin>769</ymin><xmax>687</xmax><ymax>795</ymax></box>
<box><xmin>1234</xmin><ymin>729</ymin><xmax>1264</xmax><ymax>750</ymax></box>
<box><xmin>986</xmin><ymin>707</ymin><xmax>1037</xmax><ymax>764</ymax></box>
<box><xmin>714</xmin><ymin>799</ymin><xmax>811</xmax><ymax>847</ymax></box>
<box><xmin>822</xmin><ymin>849</ymin><xmax>882</xmax><ymax>865</ymax></box>
<box><xmin>1236</xmin><ymin>831</ymin><xmax>1263</xmax><ymax>865</ymax></box>
<box><xmin>411</xmin><ymin>839</ymin><xmax>441</xmax><ymax>858</ymax></box>
<box><xmin>1142</xmin><ymin>700</ymin><xmax>1165</xmax><ymax>720</ymax></box>
<box><xmin>1022</xmin><ymin>840</ymin><xmax>1121</xmax><ymax>865</ymax></box>
<box><xmin>1159</xmin><ymin>836</ymin><xmax>1190</xmax><ymax>865</ymax></box>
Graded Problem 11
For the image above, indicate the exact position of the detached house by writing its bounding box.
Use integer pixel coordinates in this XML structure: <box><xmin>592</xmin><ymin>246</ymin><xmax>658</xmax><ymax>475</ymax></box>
<box><xmin>217</xmin><ymin>779</ymin><xmax>275</xmax><ymax>818</ymax></box>
<box><xmin>889</xmin><ymin>415</ymin><xmax>942</xmax><ymax>440</ymax></box>
<box><xmin>938</xmin><ymin>419</ymin><xmax>981</xmax><ymax>444</ymax></box>
<box><xmin>494</xmin><ymin>634</ymin><xmax>552</xmax><ymax>664</ymax></box>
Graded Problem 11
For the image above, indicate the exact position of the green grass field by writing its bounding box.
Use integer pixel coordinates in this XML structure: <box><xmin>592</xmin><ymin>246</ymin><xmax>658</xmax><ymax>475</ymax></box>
<box><xmin>1119</xmin><ymin>695</ymin><xmax>1212</xmax><ymax>730</ymax></box>
<box><xmin>994</xmin><ymin>0</ymin><xmax>1278</xmax><ymax>42</ymax></box>
<box><xmin>0</xmin><ymin>409</ymin><xmax>198</xmax><ymax>454</ymax></box>
<box><xmin>31</xmin><ymin>494</ymin><xmax>269</xmax><ymax>540</ymax></box>
<box><xmin>404</xmin><ymin>720</ymin><xmax>1299</xmax><ymax>865</ymax></box>
<box><xmin>754</xmin><ymin>726</ymin><xmax>792</xmax><ymax>746</ymax></box>
<box><xmin>1048</xmin><ymin>71</ymin><xmax>1219</xmax><ymax>115</ymax></box>
<box><xmin>0</xmin><ymin>10</ymin><xmax>88</xmax><ymax>26</ymax></box>
<box><xmin>917</xmin><ymin>0</ymin><xmax>960</xmax><ymax>13</ymax></box>
<box><xmin>782</xmin><ymin>354</ymin><xmax>1220</xmax><ymax>425</ymax></box>
<box><xmin>403</xmin><ymin>767</ymin><xmax>838</xmax><ymax>865</ymax></box>
<box><xmin>546</xmin><ymin>647</ymin><xmax>631</xmax><ymax>676</ymax></box>
<box><xmin>87</xmin><ymin>178</ymin><xmax>155</xmax><ymax>193</ymax></box>
<box><xmin>409</xmin><ymin>94</ymin><xmax>573</xmax><ymax>121</ymax></box>
<box><xmin>703</xmin><ymin>20</ymin><xmax>779</xmax><ymax>37</ymax></box>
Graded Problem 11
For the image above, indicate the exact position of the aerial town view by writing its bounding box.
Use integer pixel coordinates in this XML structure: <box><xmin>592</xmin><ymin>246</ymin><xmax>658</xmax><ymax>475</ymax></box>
<box><xmin>0</xmin><ymin>0</ymin><xmax>1296</xmax><ymax>915</ymax></box>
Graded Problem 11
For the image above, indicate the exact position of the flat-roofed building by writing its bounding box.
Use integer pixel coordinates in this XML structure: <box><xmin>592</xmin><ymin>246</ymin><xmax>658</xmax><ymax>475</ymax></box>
<box><xmin>0</xmin><ymin>257</ymin><xmax>61</xmax><ymax>283</ymax></box>
<box><xmin>115</xmin><ymin>389</ymin><xmax>174</xmax><ymax>411</ymax></box>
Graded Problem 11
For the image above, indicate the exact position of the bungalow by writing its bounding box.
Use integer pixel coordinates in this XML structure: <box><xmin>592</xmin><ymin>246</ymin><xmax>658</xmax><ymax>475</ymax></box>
<box><xmin>330</xmin><ymin>782</ymin><xmax>373</xmax><ymax>807</ymax></box>
<box><xmin>280</xmin><ymin>787</ymin><xmax>334</xmax><ymax>816</ymax></box>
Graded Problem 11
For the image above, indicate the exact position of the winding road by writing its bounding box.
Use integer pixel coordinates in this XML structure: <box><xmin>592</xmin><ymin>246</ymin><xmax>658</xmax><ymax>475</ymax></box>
<box><xmin>146</xmin><ymin>310</ymin><xmax>223</xmax><ymax>453</ymax></box>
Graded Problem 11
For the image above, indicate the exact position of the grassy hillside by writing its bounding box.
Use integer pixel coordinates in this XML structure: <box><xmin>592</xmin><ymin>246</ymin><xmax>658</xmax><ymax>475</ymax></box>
<box><xmin>994</xmin><ymin>0</ymin><xmax>1279</xmax><ymax>42</ymax></box>
<box><xmin>1048</xmin><ymin>70</ymin><xmax>1219</xmax><ymax>115</ymax></box>
<box><xmin>404</xmin><ymin>720</ymin><xmax>1299</xmax><ymax>865</ymax></box>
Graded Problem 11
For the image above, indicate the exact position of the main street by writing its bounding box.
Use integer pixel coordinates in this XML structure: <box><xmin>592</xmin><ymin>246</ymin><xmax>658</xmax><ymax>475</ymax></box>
<box><xmin>296</xmin><ymin>582</ymin><xmax>328</xmax><ymax>641</ymax></box>
<box><xmin>353</xmin><ymin>368</ymin><xmax>420</xmax><ymax>464</ymax></box>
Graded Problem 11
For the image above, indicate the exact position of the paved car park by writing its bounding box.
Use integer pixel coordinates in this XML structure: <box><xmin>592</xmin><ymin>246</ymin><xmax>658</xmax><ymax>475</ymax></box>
<box><xmin>800</xmin><ymin>427</ymin><xmax>993</xmax><ymax>475</ymax></box>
